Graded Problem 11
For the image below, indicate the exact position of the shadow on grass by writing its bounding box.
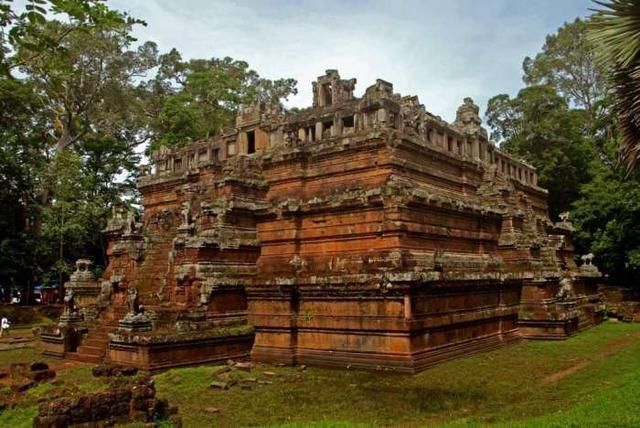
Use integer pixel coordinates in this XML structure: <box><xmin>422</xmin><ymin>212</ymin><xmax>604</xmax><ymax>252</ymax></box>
<box><xmin>357</xmin><ymin>383</ymin><xmax>486</xmax><ymax>414</ymax></box>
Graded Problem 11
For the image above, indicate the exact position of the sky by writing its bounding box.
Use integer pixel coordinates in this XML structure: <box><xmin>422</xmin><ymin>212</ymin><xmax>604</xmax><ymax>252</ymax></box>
<box><xmin>108</xmin><ymin>0</ymin><xmax>594</xmax><ymax>123</ymax></box>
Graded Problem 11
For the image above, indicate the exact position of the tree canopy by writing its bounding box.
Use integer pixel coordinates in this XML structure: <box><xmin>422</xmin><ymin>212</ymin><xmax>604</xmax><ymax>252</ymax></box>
<box><xmin>523</xmin><ymin>18</ymin><xmax>607</xmax><ymax>118</ymax></box>
<box><xmin>0</xmin><ymin>0</ymin><xmax>297</xmax><ymax>301</ymax></box>
<box><xmin>487</xmin><ymin>16</ymin><xmax>640</xmax><ymax>286</ymax></box>
<box><xmin>147</xmin><ymin>50</ymin><xmax>296</xmax><ymax>151</ymax></box>
<box><xmin>486</xmin><ymin>85</ymin><xmax>596</xmax><ymax>218</ymax></box>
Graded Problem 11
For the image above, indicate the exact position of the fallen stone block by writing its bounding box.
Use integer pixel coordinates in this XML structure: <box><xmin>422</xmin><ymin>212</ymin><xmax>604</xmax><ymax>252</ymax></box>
<box><xmin>30</xmin><ymin>369</ymin><xmax>56</xmax><ymax>383</ymax></box>
<box><xmin>9</xmin><ymin>363</ymin><xmax>29</xmax><ymax>379</ymax></box>
<box><xmin>209</xmin><ymin>380</ymin><xmax>235</xmax><ymax>390</ymax></box>
<box><xmin>34</xmin><ymin>375</ymin><xmax>178</xmax><ymax>427</ymax></box>
<box><xmin>10</xmin><ymin>379</ymin><xmax>35</xmax><ymax>393</ymax></box>
<box><xmin>235</xmin><ymin>362</ymin><xmax>253</xmax><ymax>371</ymax></box>
<box><xmin>213</xmin><ymin>366</ymin><xmax>231</xmax><ymax>376</ymax></box>
<box><xmin>30</xmin><ymin>361</ymin><xmax>49</xmax><ymax>371</ymax></box>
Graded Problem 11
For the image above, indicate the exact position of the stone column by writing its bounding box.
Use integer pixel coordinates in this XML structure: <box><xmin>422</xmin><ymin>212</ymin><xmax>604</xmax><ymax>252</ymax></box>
<box><xmin>472</xmin><ymin>138</ymin><xmax>480</xmax><ymax>160</ymax></box>
<box><xmin>377</xmin><ymin>109</ymin><xmax>387</xmax><ymax>129</ymax></box>
<box><xmin>238</xmin><ymin>132</ymin><xmax>247</xmax><ymax>154</ymax></box>
<box><xmin>315</xmin><ymin>122</ymin><xmax>323</xmax><ymax>141</ymax></box>
<box><xmin>331</xmin><ymin>115</ymin><xmax>340</xmax><ymax>137</ymax></box>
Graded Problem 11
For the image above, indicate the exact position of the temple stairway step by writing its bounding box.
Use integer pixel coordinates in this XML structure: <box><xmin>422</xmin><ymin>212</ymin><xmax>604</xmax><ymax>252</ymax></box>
<box><xmin>72</xmin><ymin>305</ymin><xmax>125</xmax><ymax>362</ymax></box>
<box><xmin>75</xmin><ymin>345</ymin><xmax>107</xmax><ymax>358</ymax></box>
<box><xmin>82</xmin><ymin>338</ymin><xmax>110</xmax><ymax>348</ymax></box>
<box><xmin>66</xmin><ymin>351</ymin><xmax>104</xmax><ymax>364</ymax></box>
<box><xmin>92</xmin><ymin>326</ymin><xmax>118</xmax><ymax>333</ymax></box>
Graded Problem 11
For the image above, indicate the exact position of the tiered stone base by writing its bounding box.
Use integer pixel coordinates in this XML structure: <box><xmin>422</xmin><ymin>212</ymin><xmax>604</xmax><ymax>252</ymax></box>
<box><xmin>249</xmin><ymin>281</ymin><xmax>533</xmax><ymax>373</ymax></box>
<box><xmin>253</xmin><ymin>329</ymin><xmax>521</xmax><ymax>373</ymax></box>
<box><xmin>518</xmin><ymin>278</ymin><xmax>605</xmax><ymax>340</ymax></box>
<box><xmin>108</xmin><ymin>328</ymin><xmax>255</xmax><ymax>372</ymax></box>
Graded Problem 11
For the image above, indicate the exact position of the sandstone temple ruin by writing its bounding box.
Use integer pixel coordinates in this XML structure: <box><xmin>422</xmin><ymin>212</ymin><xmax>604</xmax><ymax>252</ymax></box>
<box><xmin>39</xmin><ymin>70</ymin><xmax>604</xmax><ymax>372</ymax></box>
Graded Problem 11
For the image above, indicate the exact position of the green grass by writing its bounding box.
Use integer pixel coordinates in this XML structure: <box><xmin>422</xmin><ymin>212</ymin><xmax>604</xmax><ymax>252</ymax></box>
<box><xmin>2</xmin><ymin>323</ymin><xmax>640</xmax><ymax>427</ymax></box>
<box><xmin>0</xmin><ymin>347</ymin><xmax>50</xmax><ymax>367</ymax></box>
<box><xmin>0</xmin><ymin>348</ymin><xmax>107</xmax><ymax>428</ymax></box>
<box><xmin>0</xmin><ymin>405</ymin><xmax>38</xmax><ymax>428</ymax></box>
<box><xmin>152</xmin><ymin>323</ymin><xmax>640</xmax><ymax>427</ymax></box>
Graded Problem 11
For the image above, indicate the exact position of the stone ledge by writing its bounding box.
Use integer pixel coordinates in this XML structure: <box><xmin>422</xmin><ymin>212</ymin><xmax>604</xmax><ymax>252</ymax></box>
<box><xmin>110</xmin><ymin>324</ymin><xmax>255</xmax><ymax>345</ymax></box>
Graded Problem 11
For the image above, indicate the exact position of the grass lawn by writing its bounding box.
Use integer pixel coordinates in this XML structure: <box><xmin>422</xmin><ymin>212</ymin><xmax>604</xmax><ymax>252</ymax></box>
<box><xmin>1</xmin><ymin>322</ymin><xmax>640</xmax><ymax>427</ymax></box>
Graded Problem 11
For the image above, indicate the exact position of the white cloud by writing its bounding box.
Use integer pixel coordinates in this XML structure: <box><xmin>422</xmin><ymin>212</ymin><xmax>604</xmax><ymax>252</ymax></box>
<box><xmin>109</xmin><ymin>0</ymin><xmax>591</xmax><ymax>123</ymax></box>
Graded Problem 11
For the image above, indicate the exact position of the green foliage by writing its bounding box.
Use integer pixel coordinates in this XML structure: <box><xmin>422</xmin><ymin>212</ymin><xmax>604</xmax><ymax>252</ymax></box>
<box><xmin>0</xmin><ymin>0</ymin><xmax>151</xmax><ymax>298</ymax></box>
<box><xmin>13</xmin><ymin>18</ymin><xmax>159</xmax><ymax>153</ymax></box>
<box><xmin>148</xmin><ymin>50</ymin><xmax>297</xmax><ymax>151</ymax></box>
<box><xmin>571</xmin><ymin>139</ymin><xmax>640</xmax><ymax>284</ymax></box>
<box><xmin>487</xmin><ymin>16</ymin><xmax>639</xmax><ymax>285</ymax></box>
<box><xmin>523</xmin><ymin>18</ymin><xmax>607</xmax><ymax>116</ymax></box>
<box><xmin>40</xmin><ymin>150</ymin><xmax>102</xmax><ymax>284</ymax></box>
<box><xmin>589</xmin><ymin>0</ymin><xmax>640</xmax><ymax>171</ymax></box>
<box><xmin>0</xmin><ymin>75</ymin><xmax>49</xmax><ymax>298</ymax></box>
<box><xmin>486</xmin><ymin>86</ymin><xmax>596</xmax><ymax>218</ymax></box>
<box><xmin>0</xmin><ymin>0</ymin><xmax>297</xmax><ymax>299</ymax></box>
<box><xmin>589</xmin><ymin>0</ymin><xmax>640</xmax><ymax>68</ymax></box>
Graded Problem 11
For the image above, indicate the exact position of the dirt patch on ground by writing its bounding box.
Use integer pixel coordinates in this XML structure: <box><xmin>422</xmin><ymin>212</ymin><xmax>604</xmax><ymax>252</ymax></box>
<box><xmin>541</xmin><ymin>330</ymin><xmax>640</xmax><ymax>385</ymax></box>
<box><xmin>540</xmin><ymin>361</ymin><xmax>590</xmax><ymax>385</ymax></box>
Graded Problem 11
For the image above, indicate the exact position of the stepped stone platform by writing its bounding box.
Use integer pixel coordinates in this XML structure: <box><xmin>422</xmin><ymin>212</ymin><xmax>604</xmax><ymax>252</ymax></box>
<box><xmin>38</xmin><ymin>70</ymin><xmax>604</xmax><ymax>372</ymax></box>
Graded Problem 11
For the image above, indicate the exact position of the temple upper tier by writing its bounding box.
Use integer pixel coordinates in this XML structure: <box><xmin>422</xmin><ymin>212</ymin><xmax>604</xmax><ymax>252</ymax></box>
<box><xmin>142</xmin><ymin>70</ymin><xmax>539</xmax><ymax>189</ymax></box>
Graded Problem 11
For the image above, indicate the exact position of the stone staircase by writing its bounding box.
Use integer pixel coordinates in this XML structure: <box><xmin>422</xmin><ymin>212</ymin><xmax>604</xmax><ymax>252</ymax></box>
<box><xmin>68</xmin><ymin>305</ymin><xmax>128</xmax><ymax>364</ymax></box>
<box><xmin>133</xmin><ymin>230</ymin><xmax>174</xmax><ymax>305</ymax></box>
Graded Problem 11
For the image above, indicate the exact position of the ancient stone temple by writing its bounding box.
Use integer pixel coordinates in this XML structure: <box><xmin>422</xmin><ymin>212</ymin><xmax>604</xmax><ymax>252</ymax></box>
<box><xmin>39</xmin><ymin>70</ymin><xmax>604</xmax><ymax>372</ymax></box>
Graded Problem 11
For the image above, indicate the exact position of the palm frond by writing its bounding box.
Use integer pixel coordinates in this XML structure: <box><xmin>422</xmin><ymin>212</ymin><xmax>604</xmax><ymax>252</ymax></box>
<box><xmin>589</xmin><ymin>0</ymin><xmax>640</xmax><ymax>171</ymax></box>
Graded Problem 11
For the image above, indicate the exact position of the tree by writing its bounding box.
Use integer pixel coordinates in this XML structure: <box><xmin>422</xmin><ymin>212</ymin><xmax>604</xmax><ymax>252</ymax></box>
<box><xmin>40</xmin><ymin>150</ymin><xmax>89</xmax><ymax>287</ymax></box>
<box><xmin>0</xmin><ymin>0</ymin><xmax>151</xmax><ymax>301</ymax></box>
<box><xmin>572</xmin><ymin>136</ymin><xmax>640</xmax><ymax>285</ymax></box>
<box><xmin>487</xmin><ymin>18</ymin><xmax>607</xmax><ymax>219</ymax></box>
<box><xmin>523</xmin><ymin>18</ymin><xmax>608</xmax><ymax>119</ymax></box>
<box><xmin>589</xmin><ymin>0</ymin><xmax>640</xmax><ymax>172</ymax></box>
<box><xmin>13</xmin><ymin>20</ymin><xmax>158</xmax><ymax>157</ymax></box>
<box><xmin>1</xmin><ymin>0</ymin><xmax>299</xmax><ymax>302</ymax></box>
<box><xmin>488</xmin><ymin>8</ymin><xmax>640</xmax><ymax>286</ymax></box>
<box><xmin>0</xmin><ymin>77</ymin><xmax>49</xmax><ymax>302</ymax></box>
<box><xmin>486</xmin><ymin>86</ymin><xmax>597</xmax><ymax>218</ymax></box>
<box><xmin>148</xmin><ymin>50</ymin><xmax>297</xmax><ymax>151</ymax></box>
